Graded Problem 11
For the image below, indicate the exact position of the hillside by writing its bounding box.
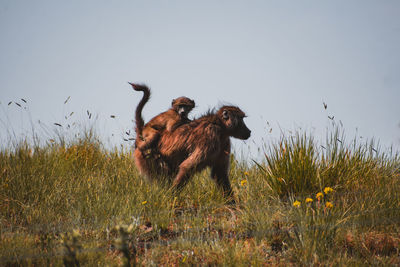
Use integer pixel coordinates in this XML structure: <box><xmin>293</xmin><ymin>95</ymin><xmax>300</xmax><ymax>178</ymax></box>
<box><xmin>1</xmin><ymin>127</ymin><xmax>399</xmax><ymax>265</ymax></box>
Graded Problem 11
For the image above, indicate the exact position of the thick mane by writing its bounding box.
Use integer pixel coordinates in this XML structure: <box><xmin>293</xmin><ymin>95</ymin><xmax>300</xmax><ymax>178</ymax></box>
<box><xmin>191</xmin><ymin>105</ymin><xmax>243</xmax><ymax>124</ymax></box>
<box><xmin>188</xmin><ymin>108</ymin><xmax>219</xmax><ymax>127</ymax></box>
<box><xmin>194</xmin><ymin>108</ymin><xmax>217</xmax><ymax>119</ymax></box>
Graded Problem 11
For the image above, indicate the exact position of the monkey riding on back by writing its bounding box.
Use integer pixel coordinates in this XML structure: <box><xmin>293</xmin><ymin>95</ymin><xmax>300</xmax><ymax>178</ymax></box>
<box><xmin>130</xmin><ymin>82</ymin><xmax>251</xmax><ymax>201</ymax></box>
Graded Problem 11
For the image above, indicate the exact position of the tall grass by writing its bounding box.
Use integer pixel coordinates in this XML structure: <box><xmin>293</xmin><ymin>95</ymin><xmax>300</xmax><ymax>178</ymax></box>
<box><xmin>1</xmin><ymin>123</ymin><xmax>399</xmax><ymax>265</ymax></box>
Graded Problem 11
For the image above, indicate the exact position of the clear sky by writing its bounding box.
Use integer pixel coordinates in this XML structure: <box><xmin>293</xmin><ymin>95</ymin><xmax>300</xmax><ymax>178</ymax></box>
<box><xmin>1</xmin><ymin>1</ymin><xmax>399</xmax><ymax>155</ymax></box>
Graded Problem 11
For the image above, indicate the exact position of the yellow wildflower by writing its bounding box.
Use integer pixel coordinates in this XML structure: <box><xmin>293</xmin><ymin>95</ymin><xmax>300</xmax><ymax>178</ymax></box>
<box><xmin>324</xmin><ymin>187</ymin><xmax>334</xmax><ymax>194</ymax></box>
<box><xmin>240</xmin><ymin>179</ymin><xmax>247</xmax><ymax>186</ymax></box>
<box><xmin>72</xmin><ymin>229</ymin><xmax>81</xmax><ymax>238</ymax></box>
<box><xmin>293</xmin><ymin>200</ymin><xmax>301</xmax><ymax>207</ymax></box>
<box><xmin>325</xmin><ymin>202</ymin><xmax>333</xmax><ymax>209</ymax></box>
<box><xmin>316</xmin><ymin>192</ymin><xmax>324</xmax><ymax>200</ymax></box>
<box><xmin>244</xmin><ymin>172</ymin><xmax>249</xmax><ymax>176</ymax></box>
<box><xmin>305</xmin><ymin>198</ymin><xmax>313</xmax><ymax>203</ymax></box>
<box><xmin>141</xmin><ymin>200</ymin><xmax>147</xmax><ymax>205</ymax></box>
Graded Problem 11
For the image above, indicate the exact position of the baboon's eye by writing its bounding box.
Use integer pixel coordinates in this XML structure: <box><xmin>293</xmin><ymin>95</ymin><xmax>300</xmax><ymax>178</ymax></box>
<box><xmin>181</xmin><ymin>105</ymin><xmax>190</xmax><ymax>110</ymax></box>
<box><xmin>222</xmin><ymin>110</ymin><xmax>229</xmax><ymax>120</ymax></box>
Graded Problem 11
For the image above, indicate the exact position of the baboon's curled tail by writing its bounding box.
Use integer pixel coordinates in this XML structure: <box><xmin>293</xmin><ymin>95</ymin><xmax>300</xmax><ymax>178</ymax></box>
<box><xmin>129</xmin><ymin>82</ymin><xmax>150</xmax><ymax>139</ymax></box>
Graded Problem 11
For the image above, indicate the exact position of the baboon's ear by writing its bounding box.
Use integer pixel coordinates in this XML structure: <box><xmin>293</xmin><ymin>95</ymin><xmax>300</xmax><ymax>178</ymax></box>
<box><xmin>222</xmin><ymin>110</ymin><xmax>229</xmax><ymax>120</ymax></box>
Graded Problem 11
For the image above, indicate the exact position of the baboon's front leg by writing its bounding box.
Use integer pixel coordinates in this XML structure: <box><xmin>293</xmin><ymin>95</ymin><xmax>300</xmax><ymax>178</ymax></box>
<box><xmin>210</xmin><ymin>154</ymin><xmax>233</xmax><ymax>198</ymax></box>
<box><xmin>172</xmin><ymin>150</ymin><xmax>202</xmax><ymax>191</ymax></box>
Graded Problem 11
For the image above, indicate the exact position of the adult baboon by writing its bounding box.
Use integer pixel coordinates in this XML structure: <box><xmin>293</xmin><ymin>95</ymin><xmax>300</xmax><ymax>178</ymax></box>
<box><xmin>131</xmin><ymin>83</ymin><xmax>251</xmax><ymax>199</ymax></box>
<box><xmin>128</xmin><ymin>83</ymin><xmax>195</xmax><ymax>154</ymax></box>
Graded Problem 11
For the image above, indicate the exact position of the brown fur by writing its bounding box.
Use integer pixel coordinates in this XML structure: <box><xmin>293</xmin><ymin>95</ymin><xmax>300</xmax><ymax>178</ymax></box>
<box><xmin>129</xmin><ymin>82</ymin><xmax>150</xmax><ymax>138</ymax></box>
<box><xmin>138</xmin><ymin>97</ymin><xmax>194</xmax><ymax>151</ymax></box>
<box><xmin>129</xmin><ymin>83</ymin><xmax>195</xmax><ymax>152</ymax></box>
<box><xmin>132</xmin><ymin>83</ymin><xmax>251</xmax><ymax>199</ymax></box>
<box><xmin>158</xmin><ymin>106</ymin><xmax>251</xmax><ymax>197</ymax></box>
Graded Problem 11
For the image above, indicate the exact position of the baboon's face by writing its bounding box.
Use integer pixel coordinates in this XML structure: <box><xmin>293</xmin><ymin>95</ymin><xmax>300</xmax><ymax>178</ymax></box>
<box><xmin>172</xmin><ymin>97</ymin><xmax>195</xmax><ymax>118</ymax></box>
<box><xmin>219</xmin><ymin>106</ymin><xmax>251</xmax><ymax>140</ymax></box>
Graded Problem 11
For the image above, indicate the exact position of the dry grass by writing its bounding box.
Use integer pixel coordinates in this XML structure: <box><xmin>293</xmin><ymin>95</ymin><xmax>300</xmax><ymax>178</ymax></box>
<box><xmin>1</xmin><ymin>114</ymin><xmax>399</xmax><ymax>265</ymax></box>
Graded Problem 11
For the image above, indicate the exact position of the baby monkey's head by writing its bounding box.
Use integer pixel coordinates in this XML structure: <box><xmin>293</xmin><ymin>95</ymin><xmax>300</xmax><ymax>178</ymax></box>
<box><xmin>171</xmin><ymin>97</ymin><xmax>195</xmax><ymax>118</ymax></box>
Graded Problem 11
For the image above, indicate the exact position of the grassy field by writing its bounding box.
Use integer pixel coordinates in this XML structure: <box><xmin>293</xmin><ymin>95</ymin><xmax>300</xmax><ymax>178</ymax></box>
<box><xmin>1</xmin><ymin>125</ymin><xmax>400</xmax><ymax>266</ymax></box>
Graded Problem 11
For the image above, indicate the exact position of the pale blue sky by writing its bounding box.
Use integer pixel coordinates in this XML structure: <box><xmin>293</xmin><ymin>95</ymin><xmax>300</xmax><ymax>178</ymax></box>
<box><xmin>1</xmin><ymin>1</ymin><xmax>399</xmax><ymax>154</ymax></box>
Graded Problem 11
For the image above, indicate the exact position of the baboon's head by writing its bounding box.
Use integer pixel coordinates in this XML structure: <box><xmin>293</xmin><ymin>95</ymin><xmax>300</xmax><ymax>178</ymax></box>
<box><xmin>218</xmin><ymin>106</ymin><xmax>251</xmax><ymax>140</ymax></box>
<box><xmin>172</xmin><ymin>97</ymin><xmax>195</xmax><ymax>119</ymax></box>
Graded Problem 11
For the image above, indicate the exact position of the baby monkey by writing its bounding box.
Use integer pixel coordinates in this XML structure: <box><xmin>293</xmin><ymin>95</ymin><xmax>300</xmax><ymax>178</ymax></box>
<box><xmin>137</xmin><ymin>96</ymin><xmax>195</xmax><ymax>153</ymax></box>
